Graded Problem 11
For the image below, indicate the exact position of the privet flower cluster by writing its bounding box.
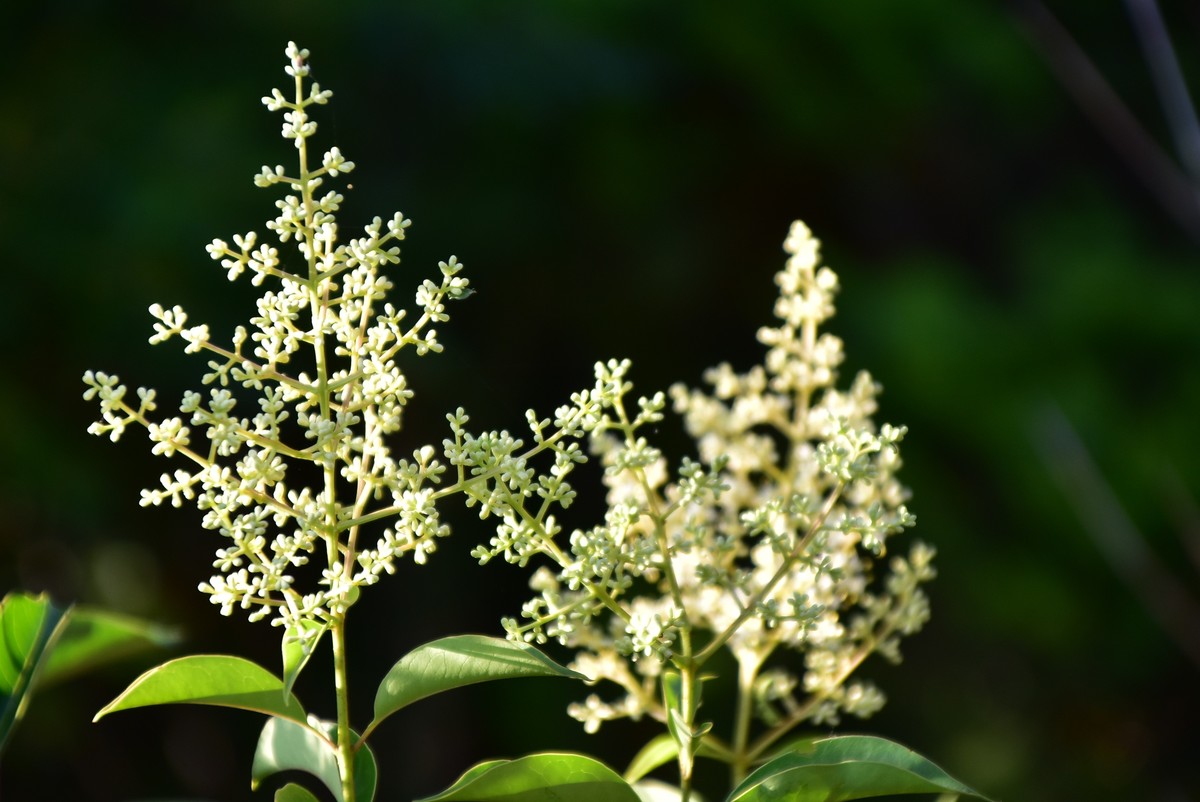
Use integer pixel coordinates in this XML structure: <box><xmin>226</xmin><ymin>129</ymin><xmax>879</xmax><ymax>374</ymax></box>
<box><xmin>83</xmin><ymin>43</ymin><xmax>475</xmax><ymax>631</ymax></box>
<box><xmin>460</xmin><ymin>221</ymin><xmax>933</xmax><ymax>744</ymax></box>
<box><xmin>79</xmin><ymin>41</ymin><xmax>957</xmax><ymax>802</ymax></box>
<box><xmin>83</xmin><ymin>40</ymin><xmax>932</xmax><ymax>764</ymax></box>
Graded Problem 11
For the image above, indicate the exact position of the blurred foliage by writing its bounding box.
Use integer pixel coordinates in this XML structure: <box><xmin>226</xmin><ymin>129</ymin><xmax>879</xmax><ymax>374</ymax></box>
<box><xmin>3</xmin><ymin>1</ymin><xmax>1200</xmax><ymax>800</ymax></box>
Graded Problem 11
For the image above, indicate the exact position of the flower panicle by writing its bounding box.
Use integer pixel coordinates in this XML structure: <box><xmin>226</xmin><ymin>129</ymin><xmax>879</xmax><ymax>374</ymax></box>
<box><xmin>82</xmin><ymin>44</ymin><xmax>475</xmax><ymax>629</ymax></box>
<box><xmin>461</xmin><ymin>221</ymin><xmax>931</xmax><ymax>737</ymax></box>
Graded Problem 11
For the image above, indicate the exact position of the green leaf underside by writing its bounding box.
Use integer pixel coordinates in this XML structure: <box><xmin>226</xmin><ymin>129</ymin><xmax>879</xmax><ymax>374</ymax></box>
<box><xmin>625</xmin><ymin>734</ymin><xmax>680</xmax><ymax>783</ymax></box>
<box><xmin>662</xmin><ymin>672</ymin><xmax>683</xmax><ymax>748</ymax></box>
<box><xmin>94</xmin><ymin>654</ymin><xmax>307</xmax><ymax>725</ymax></box>
<box><xmin>417</xmin><ymin>753</ymin><xmax>640</xmax><ymax>802</ymax></box>
<box><xmin>275</xmin><ymin>782</ymin><xmax>323</xmax><ymax>802</ymax></box>
<box><xmin>282</xmin><ymin>619</ymin><xmax>327</xmax><ymax>698</ymax></box>
<box><xmin>1</xmin><ymin>594</ymin><xmax>45</xmax><ymax>695</ymax></box>
<box><xmin>0</xmin><ymin>593</ymin><xmax>69</xmax><ymax>754</ymax></box>
<box><xmin>623</xmin><ymin>728</ymin><xmax>730</xmax><ymax>786</ymax></box>
<box><xmin>252</xmin><ymin>717</ymin><xmax>378</xmax><ymax>802</ymax></box>
<box><xmin>633</xmin><ymin>779</ymin><xmax>701</xmax><ymax>802</ymax></box>
<box><xmin>372</xmin><ymin>635</ymin><xmax>585</xmax><ymax>727</ymax></box>
<box><xmin>41</xmin><ymin>606</ymin><xmax>179</xmax><ymax>686</ymax></box>
<box><xmin>727</xmin><ymin>735</ymin><xmax>994</xmax><ymax>802</ymax></box>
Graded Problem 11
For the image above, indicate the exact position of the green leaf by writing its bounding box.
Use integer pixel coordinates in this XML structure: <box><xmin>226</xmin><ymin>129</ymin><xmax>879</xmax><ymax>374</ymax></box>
<box><xmin>420</xmin><ymin>759</ymin><xmax>507</xmax><ymax>800</ymax></box>
<box><xmin>661</xmin><ymin>672</ymin><xmax>709</xmax><ymax>778</ymax></box>
<box><xmin>661</xmin><ymin>672</ymin><xmax>687</xmax><ymax>772</ymax></box>
<box><xmin>727</xmin><ymin>735</ymin><xmax>994</xmax><ymax>802</ymax></box>
<box><xmin>0</xmin><ymin>593</ymin><xmax>70</xmax><ymax>755</ymax></box>
<box><xmin>417</xmin><ymin>753</ymin><xmax>640</xmax><ymax>802</ymax></box>
<box><xmin>624</xmin><ymin>730</ymin><xmax>732</xmax><ymax>784</ymax></box>
<box><xmin>634</xmin><ymin>779</ymin><xmax>707</xmax><ymax>802</ymax></box>
<box><xmin>41</xmin><ymin>606</ymin><xmax>179</xmax><ymax>686</ymax></box>
<box><xmin>371</xmin><ymin>635</ymin><xmax>584</xmax><ymax>729</ymax></box>
<box><xmin>757</xmin><ymin>735</ymin><xmax>820</xmax><ymax>765</ymax></box>
<box><xmin>251</xmin><ymin>716</ymin><xmax>377</xmax><ymax>802</ymax></box>
<box><xmin>94</xmin><ymin>654</ymin><xmax>308</xmax><ymax>725</ymax></box>
<box><xmin>281</xmin><ymin>619</ymin><xmax>327</xmax><ymax>697</ymax></box>
<box><xmin>275</xmin><ymin>783</ymin><xmax>323</xmax><ymax>802</ymax></box>
<box><xmin>625</xmin><ymin>734</ymin><xmax>679</xmax><ymax>783</ymax></box>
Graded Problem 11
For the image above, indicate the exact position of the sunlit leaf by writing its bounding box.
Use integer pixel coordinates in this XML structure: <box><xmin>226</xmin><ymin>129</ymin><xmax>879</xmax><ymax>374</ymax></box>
<box><xmin>727</xmin><ymin>735</ymin><xmax>994</xmax><ymax>802</ymax></box>
<box><xmin>281</xmin><ymin>618</ymin><xmax>327</xmax><ymax>697</ymax></box>
<box><xmin>275</xmin><ymin>782</ymin><xmax>323</xmax><ymax>802</ymax></box>
<box><xmin>634</xmin><ymin>779</ymin><xmax>707</xmax><ymax>802</ymax></box>
<box><xmin>625</xmin><ymin>734</ymin><xmax>680</xmax><ymax>783</ymax></box>
<box><xmin>756</xmin><ymin>735</ymin><xmax>820</xmax><ymax>765</ymax></box>
<box><xmin>251</xmin><ymin>716</ymin><xmax>377</xmax><ymax>802</ymax></box>
<box><xmin>661</xmin><ymin>671</ymin><xmax>710</xmax><ymax>779</ymax></box>
<box><xmin>0</xmin><ymin>593</ymin><xmax>69</xmax><ymax>755</ymax></box>
<box><xmin>417</xmin><ymin>753</ymin><xmax>640</xmax><ymax>802</ymax></box>
<box><xmin>94</xmin><ymin>654</ymin><xmax>307</xmax><ymax>725</ymax></box>
<box><xmin>371</xmin><ymin>635</ymin><xmax>584</xmax><ymax>730</ymax></box>
<box><xmin>41</xmin><ymin>606</ymin><xmax>179</xmax><ymax>686</ymax></box>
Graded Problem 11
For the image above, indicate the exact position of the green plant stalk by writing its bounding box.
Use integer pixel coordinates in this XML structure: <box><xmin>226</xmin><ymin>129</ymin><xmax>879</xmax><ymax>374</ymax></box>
<box><xmin>331</xmin><ymin>613</ymin><xmax>356</xmax><ymax>802</ymax></box>
<box><xmin>291</xmin><ymin>56</ymin><xmax>359</xmax><ymax>802</ymax></box>
<box><xmin>346</xmin><ymin>403</ymin><xmax>597</xmax><ymax>532</ymax></box>
<box><xmin>678</xmin><ymin>662</ymin><xmax>698</xmax><ymax>802</ymax></box>
<box><xmin>744</xmin><ymin>576</ymin><xmax>918</xmax><ymax>764</ymax></box>
<box><xmin>609</xmin><ymin>392</ymin><xmax>708</xmax><ymax>802</ymax></box>
<box><xmin>730</xmin><ymin>653</ymin><xmax>761</xmax><ymax>785</ymax></box>
<box><xmin>694</xmin><ymin>482</ymin><xmax>844</xmax><ymax>666</ymax></box>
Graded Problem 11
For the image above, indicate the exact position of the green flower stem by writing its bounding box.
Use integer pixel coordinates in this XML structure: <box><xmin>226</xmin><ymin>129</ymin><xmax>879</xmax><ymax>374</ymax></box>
<box><xmin>187</xmin><ymin>339</ymin><xmax>315</xmax><ymax>397</ymax></box>
<box><xmin>104</xmin><ymin>393</ymin><xmax>306</xmax><ymax>528</ymax></box>
<box><xmin>343</xmin><ymin>403</ymin><xmax>598</xmax><ymax>532</ymax></box>
<box><xmin>289</xmin><ymin>59</ymin><xmax>357</xmax><ymax>802</ymax></box>
<box><xmin>743</xmin><ymin>582</ymin><xmax>913</xmax><ymax>764</ymax></box>
<box><xmin>506</xmin><ymin>491</ymin><xmax>635</xmax><ymax>628</ymax></box>
<box><xmin>730</xmin><ymin>653</ymin><xmax>763</xmax><ymax>785</ymax></box>
<box><xmin>506</xmin><ymin>592</ymin><xmax>605</xmax><ymax>640</ymax></box>
<box><xmin>694</xmin><ymin>482</ymin><xmax>844</xmax><ymax>666</ymax></box>
<box><xmin>677</xmin><ymin>663</ymin><xmax>698</xmax><ymax>802</ymax></box>
<box><xmin>338</xmin><ymin>303</ymin><xmax>377</xmax><ymax>580</ymax></box>
<box><xmin>331</xmin><ymin>613</ymin><xmax>356</xmax><ymax>802</ymax></box>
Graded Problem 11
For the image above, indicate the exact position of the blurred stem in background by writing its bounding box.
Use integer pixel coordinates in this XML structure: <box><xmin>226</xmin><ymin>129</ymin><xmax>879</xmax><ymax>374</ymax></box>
<box><xmin>1034</xmin><ymin>403</ymin><xmax>1200</xmax><ymax>672</ymax></box>
<box><xmin>1015</xmin><ymin>0</ymin><xmax>1200</xmax><ymax>241</ymax></box>
<box><xmin>1020</xmin><ymin>0</ymin><xmax>1200</xmax><ymax>674</ymax></box>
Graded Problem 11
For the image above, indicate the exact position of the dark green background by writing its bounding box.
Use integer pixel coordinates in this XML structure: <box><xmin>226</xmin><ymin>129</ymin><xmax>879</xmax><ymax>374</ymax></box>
<box><xmin>4</xmin><ymin>2</ymin><xmax>1200</xmax><ymax>800</ymax></box>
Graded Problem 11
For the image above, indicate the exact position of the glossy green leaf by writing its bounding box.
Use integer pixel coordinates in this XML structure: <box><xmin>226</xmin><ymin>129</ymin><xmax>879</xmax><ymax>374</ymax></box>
<box><xmin>94</xmin><ymin>654</ymin><xmax>307</xmax><ymax>725</ymax></box>
<box><xmin>281</xmin><ymin>619</ymin><xmax>327</xmax><ymax>697</ymax></box>
<box><xmin>417</xmin><ymin>753</ymin><xmax>640</xmax><ymax>802</ymax></box>
<box><xmin>624</xmin><ymin>729</ymin><xmax>730</xmax><ymax>784</ymax></box>
<box><xmin>436</xmin><ymin>760</ymin><xmax>509</xmax><ymax>798</ymax></box>
<box><xmin>727</xmin><ymin>735</ymin><xmax>994</xmax><ymax>802</ymax></box>
<box><xmin>0</xmin><ymin>593</ymin><xmax>69</xmax><ymax>755</ymax></box>
<box><xmin>275</xmin><ymin>782</ymin><xmax>323</xmax><ymax>802</ymax></box>
<box><xmin>625</xmin><ymin>734</ymin><xmax>680</xmax><ymax>783</ymax></box>
<box><xmin>758</xmin><ymin>735</ymin><xmax>820</xmax><ymax>764</ymax></box>
<box><xmin>371</xmin><ymin>635</ymin><xmax>584</xmax><ymax>729</ymax></box>
<box><xmin>252</xmin><ymin>716</ymin><xmax>378</xmax><ymax>802</ymax></box>
<box><xmin>661</xmin><ymin>671</ymin><xmax>710</xmax><ymax>779</ymax></box>
<box><xmin>634</xmin><ymin>779</ymin><xmax>706</xmax><ymax>802</ymax></box>
<box><xmin>41</xmin><ymin>606</ymin><xmax>179</xmax><ymax>686</ymax></box>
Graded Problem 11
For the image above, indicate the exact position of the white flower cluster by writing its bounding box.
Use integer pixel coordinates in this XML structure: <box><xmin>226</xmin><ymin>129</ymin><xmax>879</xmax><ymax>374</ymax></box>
<box><xmin>84</xmin><ymin>43</ymin><xmax>472</xmax><ymax>630</ymax></box>
<box><xmin>459</xmin><ymin>221</ymin><xmax>932</xmax><ymax>741</ymax></box>
<box><xmin>82</xmin><ymin>42</ymin><xmax>932</xmax><ymax>756</ymax></box>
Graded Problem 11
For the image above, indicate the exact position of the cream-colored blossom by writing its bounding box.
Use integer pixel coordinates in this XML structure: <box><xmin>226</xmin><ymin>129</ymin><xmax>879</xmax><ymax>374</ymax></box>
<box><xmin>471</xmin><ymin>221</ymin><xmax>930</xmax><ymax>740</ymax></box>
